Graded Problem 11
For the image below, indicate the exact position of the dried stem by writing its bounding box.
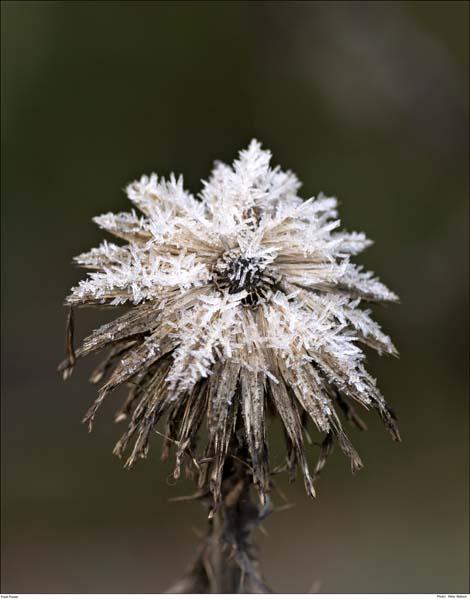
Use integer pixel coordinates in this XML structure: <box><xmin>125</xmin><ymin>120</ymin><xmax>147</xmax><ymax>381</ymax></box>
<box><xmin>166</xmin><ymin>451</ymin><xmax>272</xmax><ymax>594</ymax></box>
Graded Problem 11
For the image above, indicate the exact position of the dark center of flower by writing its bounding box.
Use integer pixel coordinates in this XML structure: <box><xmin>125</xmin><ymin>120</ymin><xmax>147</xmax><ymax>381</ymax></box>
<box><xmin>214</xmin><ymin>249</ymin><xmax>279</xmax><ymax>306</ymax></box>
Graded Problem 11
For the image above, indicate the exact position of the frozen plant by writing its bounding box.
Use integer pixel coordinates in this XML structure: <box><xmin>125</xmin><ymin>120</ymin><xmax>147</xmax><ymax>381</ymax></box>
<box><xmin>60</xmin><ymin>140</ymin><xmax>400</xmax><ymax>592</ymax></box>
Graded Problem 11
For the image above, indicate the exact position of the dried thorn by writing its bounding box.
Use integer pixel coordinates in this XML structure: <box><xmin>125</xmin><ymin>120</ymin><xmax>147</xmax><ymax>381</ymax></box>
<box><xmin>374</xmin><ymin>401</ymin><xmax>402</xmax><ymax>442</ymax></box>
<box><xmin>313</xmin><ymin>431</ymin><xmax>334</xmax><ymax>479</ymax></box>
<box><xmin>168</xmin><ymin>491</ymin><xmax>207</xmax><ymax>503</ymax></box>
<box><xmin>197</xmin><ymin>457</ymin><xmax>215</xmax><ymax>465</ymax></box>
<box><xmin>270</xmin><ymin>461</ymin><xmax>289</xmax><ymax>475</ymax></box>
<box><xmin>303</xmin><ymin>426</ymin><xmax>313</xmax><ymax>445</ymax></box>
<box><xmin>335</xmin><ymin>392</ymin><xmax>368</xmax><ymax>431</ymax></box>
<box><xmin>228</xmin><ymin>453</ymin><xmax>253</xmax><ymax>473</ymax></box>
<box><xmin>59</xmin><ymin>307</ymin><xmax>76</xmax><ymax>380</ymax></box>
<box><xmin>270</xmin><ymin>479</ymin><xmax>289</xmax><ymax>503</ymax></box>
<box><xmin>123</xmin><ymin>456</ymin><xmax>135</xmax><ymax>469</ymax></box>
<box><xmin>257</xmin><ymin>496</ymin><xmax>273</xmax><ymax>522</ymax></box>
<box><xmin>82</xmin><ymin>413</ymin><xmax>95</xmax><ymax>432</ymax></box>
<box><xmin>271</xmin><ymin>502</ymin><xmax>296</xmax><ymax>513</ymax></box>
<box><xmin>154</xmin><ymin>429</ymin><xmax>180</xmax><ymax>446</ymax></box>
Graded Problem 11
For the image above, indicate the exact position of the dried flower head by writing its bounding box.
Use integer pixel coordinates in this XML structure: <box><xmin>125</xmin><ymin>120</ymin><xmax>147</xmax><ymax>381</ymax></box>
<box><xmin>60</xmin><ymin>140</ymin><xmax>400</xmax><ymax>503</ymax></box>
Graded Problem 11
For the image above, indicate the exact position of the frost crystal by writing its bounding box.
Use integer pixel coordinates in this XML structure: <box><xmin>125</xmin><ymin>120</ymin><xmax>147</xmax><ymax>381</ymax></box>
<box><xmin>61</xmin><ymin>140</ymin><xmax>400</xmax><ymax>502</ymax></box>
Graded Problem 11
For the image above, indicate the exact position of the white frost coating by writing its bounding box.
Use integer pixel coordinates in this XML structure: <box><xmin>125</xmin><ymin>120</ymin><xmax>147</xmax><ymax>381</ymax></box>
<box><xmin>66</xmin><ymin>140</ymin><xmax>399</xmax><ymax>497</ymax></box>
<box><xmin>72</xmin><ymin>244</ymin><xmax>211</xmax><ymax>305</ymax></box>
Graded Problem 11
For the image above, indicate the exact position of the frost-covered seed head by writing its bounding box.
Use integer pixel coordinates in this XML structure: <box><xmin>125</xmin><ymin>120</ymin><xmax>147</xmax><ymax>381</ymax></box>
<box><xmin>60</xmin><ymin>140</ymin><xmax>400</xmax><ymax>504</ymax></box>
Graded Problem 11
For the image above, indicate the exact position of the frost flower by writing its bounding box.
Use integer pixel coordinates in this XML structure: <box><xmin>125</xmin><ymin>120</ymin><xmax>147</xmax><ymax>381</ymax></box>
<box><xmin>61</xmin><ymin>140</ymin><xmax>400</xmax><ymax>503</ymax></box>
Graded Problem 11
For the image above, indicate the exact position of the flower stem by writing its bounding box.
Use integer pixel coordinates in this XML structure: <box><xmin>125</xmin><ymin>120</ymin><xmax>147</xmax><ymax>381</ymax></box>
<box><xmin>166</xmin><ymin>452</ymin><xmax>272</xmax><ymax>593</ymax></box>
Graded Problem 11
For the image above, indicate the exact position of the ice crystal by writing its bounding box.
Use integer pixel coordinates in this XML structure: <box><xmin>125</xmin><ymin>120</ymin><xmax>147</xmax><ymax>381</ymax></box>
<box><xmin>60</xmin><ymin>140</ymin><xmax>400</xmax><ymax>503</ymax></box>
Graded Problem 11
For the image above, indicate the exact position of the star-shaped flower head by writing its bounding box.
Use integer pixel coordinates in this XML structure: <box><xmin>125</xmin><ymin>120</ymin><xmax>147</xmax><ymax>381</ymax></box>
<box><xmin>61</xmin><ymin>140</ymin><xmax>400</xmax><ymax>504</ymax></box>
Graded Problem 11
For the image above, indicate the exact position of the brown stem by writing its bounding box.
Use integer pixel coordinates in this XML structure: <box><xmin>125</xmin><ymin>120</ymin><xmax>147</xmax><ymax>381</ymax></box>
<box><xmin>166</xmin><ymin>453</ymin><xmax>272</xmax><ymax>594</ymax></box>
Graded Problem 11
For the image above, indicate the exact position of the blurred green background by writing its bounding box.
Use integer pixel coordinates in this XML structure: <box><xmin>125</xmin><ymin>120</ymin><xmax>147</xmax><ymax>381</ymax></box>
<box><xmin>2</xmin><ymin>0</ymin><xmax>469</xmax><ymax>593</ymax></box>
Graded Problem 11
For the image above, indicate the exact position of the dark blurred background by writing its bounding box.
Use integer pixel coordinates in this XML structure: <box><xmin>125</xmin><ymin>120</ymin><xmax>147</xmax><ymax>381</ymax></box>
<box><xmin>2</xmin><ymin>0</ymin><xmax>469</xmax><ymax>593</ymax></box>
